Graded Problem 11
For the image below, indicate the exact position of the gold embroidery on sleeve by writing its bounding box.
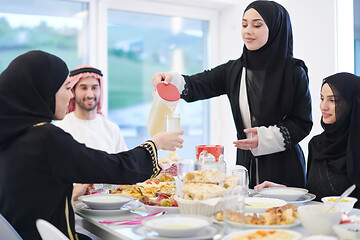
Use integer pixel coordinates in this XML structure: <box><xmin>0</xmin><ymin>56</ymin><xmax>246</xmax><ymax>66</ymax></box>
<box><xmin>33</xmin><ymin>122</ymin><xmax>47</xmax><ymax>127</ymax></box>
<box><xmin>140</xmin><ymin>141</ymin><xmax>162</xmax><ymax>178</ymax></box>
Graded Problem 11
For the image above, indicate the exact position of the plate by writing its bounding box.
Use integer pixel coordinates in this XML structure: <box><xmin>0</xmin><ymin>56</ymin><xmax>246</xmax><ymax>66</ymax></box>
<box><xmin>257</xmin><ymin>187</ymin><xmax>308</xmax><ymax>201</ymax></box>
<box><xmin>253</xmin><ymin>193</ymin><xmax>316</xmax><ymax>205</ymax></box>
<box><xmin>286</xmin><ymin>193</ymin><xmax>316</xmax><ymax>204</ymax></box>
<box><xmin>211</xmin><ymin>216</ymin><xmax>301</xmax><ymax>229</ymax></box>
<box><xmin>248</xmin><ymin>189</ymin><xmax>257</xmax><ymax>197</ymax></box>
<box><xmin>222</xmin><ymin>229</ymin><xmax>302</xmax><ymax>240</ymax></box>
<box><xmin>144</xmin><ymin>204</ymin><xmax>179</xmax><ymax>214</ymax></box>
<box><xmin>78</xmin><ymin>194</ymin><xmax>133</xmax><ymax>210</ymax></box>
<box><xmin>141</xmin><ymin>214</ymin><xmax>211</xmax><ymax>238</ymax></box>
<box><xmin>245</xmin><ymin>197</ymin><xmax>287</xmax><ymax>213</ymax></box>
<box><xmin>74</xmin><ymin>201</ymin><xmax>131</xmax><ymax>216</ymax></box>
<box><xmin>134</xmin><ymin>224</ymin><xmax>221</xmax><ymax>240</ymax></box>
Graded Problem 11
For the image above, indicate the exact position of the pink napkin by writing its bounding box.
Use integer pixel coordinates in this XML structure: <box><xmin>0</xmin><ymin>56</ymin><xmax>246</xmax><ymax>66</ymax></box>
<box><xmin>99</xmin><ymin>212</ymin><xmax>164</xmax><ymax>225</ymax></box>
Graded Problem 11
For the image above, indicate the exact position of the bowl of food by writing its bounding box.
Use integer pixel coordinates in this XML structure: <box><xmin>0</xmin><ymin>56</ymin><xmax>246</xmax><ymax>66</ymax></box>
<box><xmin>222</xmin><ymin>229</ymin><xmax>302</xmax><ymax>240</ymax></box>
<box><xmin>257</xmin><ymin>187</ymin><xmax>308</xmax><ymax>201</ymax></box>
<box><xmin>321</xmin><ymin>196</ymin><xmax>358</xmax><ymax>213</ymax></box>
<box><xmin>298</xmin><ymin>204</ymin><xmax>342</xmax><ymax>235</ymax></box>
<box><xmin>141</xmin><ymin>214</ymin><xmax>211</xmax><ymax>237</ymax></box>
<box><xmin>244</xmin><ymin>197</ymin><xmax>287</xmax><ymax>213</ymax></box>
<box><xmin>78</xmin><ymin>194</ymin><xmax>133</xmax><ymax>210</ymax></box>
<box><xmin>333</xmin><ymin>223</ymin><xmax>360</xmax><ymax>239</ymax></box>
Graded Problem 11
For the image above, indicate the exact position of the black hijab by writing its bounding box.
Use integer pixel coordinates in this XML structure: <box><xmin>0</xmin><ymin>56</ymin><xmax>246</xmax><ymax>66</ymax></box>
<box><xmin>309</xmin><ymin>73</ymin><xmax>360</xmax><ymax>185</ymax></box>
<box><xmin>240</xmin><ymin>1</ymin><xmax>305</xmax><ymax>126</ymax></box>
<box><xmin>0</xmin><ymin>50</ymin><xmax>69</xmax><ymax>149</ymax></box>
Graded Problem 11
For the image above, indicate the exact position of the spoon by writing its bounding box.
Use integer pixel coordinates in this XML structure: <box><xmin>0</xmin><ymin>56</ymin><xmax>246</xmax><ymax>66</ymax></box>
<box><xmin>325</xmin><ymin>184</ymin><xmax>356</xmax><ymax>213</ymax></box>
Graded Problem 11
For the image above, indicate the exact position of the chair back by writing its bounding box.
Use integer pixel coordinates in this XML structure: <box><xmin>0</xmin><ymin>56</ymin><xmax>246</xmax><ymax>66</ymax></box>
<box><xmin>36</xmin><ymin>219</ymin><xmax>69</xmax><ymax>240</ymax></box>
<box><xmin>0</xmin><ymin>214</ymin><xmax>22</xmax><ymax>240</ymax></box>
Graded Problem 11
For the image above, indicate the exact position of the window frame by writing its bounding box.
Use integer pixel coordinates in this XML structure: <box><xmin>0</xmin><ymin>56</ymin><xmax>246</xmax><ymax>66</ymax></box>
<box><xmin>95</xmin><ymin>0</ymin><xmax>220</xmax><ymax>118</ymax></box>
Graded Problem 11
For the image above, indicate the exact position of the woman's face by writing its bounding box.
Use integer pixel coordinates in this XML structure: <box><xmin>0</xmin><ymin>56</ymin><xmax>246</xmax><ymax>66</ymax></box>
<box><xmin>242</xmin><ymin>8</ymin><xmax>269</xmax><ymax>51</ymax></box>
<box><xmin>54</xmin><ymin>76</ymin><xmax>73</xmax><ymax>120</ymax></box>
<box><xmin>320</xmin><ymin>83</ymin><xmax>336</xmax><ymax>124</ymax></box>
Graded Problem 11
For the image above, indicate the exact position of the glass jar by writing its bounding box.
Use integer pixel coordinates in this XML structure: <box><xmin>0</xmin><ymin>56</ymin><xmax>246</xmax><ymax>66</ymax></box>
<box><xmin>195</xmin><ymin>145</ymin><xmax>226</xmax><ymax>174</ymax></box>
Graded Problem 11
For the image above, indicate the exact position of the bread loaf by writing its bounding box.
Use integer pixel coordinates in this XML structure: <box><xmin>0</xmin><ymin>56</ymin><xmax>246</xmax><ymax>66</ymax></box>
<box><xmin>183</xmin><ymin>169</ymin><xmax>226</xmax><ymax>185</ymax></box>
<box><xmin>182</xmin><ymin>183</ymin><xmax>225</xmax><ymax>200</ymax></box>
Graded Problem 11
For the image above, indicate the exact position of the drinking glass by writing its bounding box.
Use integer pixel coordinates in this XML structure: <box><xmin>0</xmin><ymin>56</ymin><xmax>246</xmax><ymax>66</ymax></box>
<box><xmin>223</xmin><ymin>188</ymin><xmax>245</xmax><ymax>233</ymax></box>
<box><xmin>222</xmin><ymin>166</ymin><xmax>249</xmax><ymax>233</ymax></box>
<box><xmin>176</xmin><ymin>159</ymin><xmax>196</xmax><ymax>197</ymax></box>
<box><xmin>231</xmin><ymin>166</ymin><xmax>249</xmax><ymax>196</ymax></box>
<box><xmin>165</xmin><ymin>113</ymin><xmax>180</xmax><ymax>131</ymax></box>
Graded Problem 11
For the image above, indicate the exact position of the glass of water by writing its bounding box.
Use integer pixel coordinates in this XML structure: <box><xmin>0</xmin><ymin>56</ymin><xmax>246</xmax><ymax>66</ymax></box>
<box><xmin>165</xmin><ymin>113</ymin><xmax>180</xmax><ymax>131</ymax></box>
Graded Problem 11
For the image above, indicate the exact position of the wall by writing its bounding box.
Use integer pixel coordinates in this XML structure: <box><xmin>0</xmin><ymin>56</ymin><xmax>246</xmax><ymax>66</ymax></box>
<box><xmin>211</xmin><ymin>0</ymin><xmax>338</xmax><ymax>171</ymax></box>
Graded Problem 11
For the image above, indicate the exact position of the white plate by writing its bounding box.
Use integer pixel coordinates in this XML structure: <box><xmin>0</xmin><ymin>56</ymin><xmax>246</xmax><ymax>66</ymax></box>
<box><xmin>222</xmin><ymin>229</ymin><xmax>302</xmax><ymax>240</ymax></box>
<box><xmin>141</xmin><ymin>214</ymin><xmax>211</xmax><ymax>238</ymax></box>
<box><xmin>257</xmin><ymin>187</ymin><xmax>308</xmax><ymax>201</ymax></box>
<box><xmin>211</xmin><ymin>216</ymin><xmax>301</xmax><ymax>229</ymax></box>
<box><xmin>144</xmin><ymin>204</ymin><xmax>179</xmax><ymax>214</ymax></box>
<box><xmin>78</xmin><ymin>194</ymin><xmax>133</xmax><ymax>210</ymax></box>
<box><xmin>245</xmin><ymin>197</ymin><xmax>287</xmax><ymax>213</ymax></box>
<box><xmin>134</xmin><ymin>224</ymin><xmax>221</xmax><ymax>240</ymax></box>
<box><xmin>74</xmin><ymin>201</ymin><xmax>131</xmax><ymax>216</ymax></box>
<box><xmin>253</xmin><ymin>193</ymin><xmax>316</xmax><ymax>205</ymax></box>
<box><xmin>286</xmin><ymin>193</ymin><xmax>316</xmax><ymax>204</ymax></box>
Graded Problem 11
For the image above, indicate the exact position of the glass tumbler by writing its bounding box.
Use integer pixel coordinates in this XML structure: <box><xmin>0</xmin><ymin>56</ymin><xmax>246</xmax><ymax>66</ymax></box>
<box><xmin>165</xmin><ymin>113</ymin><xmax>180</xmax><ymax>131</ymax></box>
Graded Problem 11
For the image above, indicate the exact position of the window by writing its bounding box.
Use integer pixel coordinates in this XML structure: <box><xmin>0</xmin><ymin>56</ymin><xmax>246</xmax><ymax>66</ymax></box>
<box><xmin>107</xmin><ymin>10</ymin><xmax>210</xmax><ymax>159</ymax></box>
<box><xmin>0</xmin><ymin>0</ymin><xmax>89</xmax><ymax>72</ymax></box>
<box><xmin>355</xmin><ymin>0</ymin><xmax>360</xmax><ymax>75</ymax></box>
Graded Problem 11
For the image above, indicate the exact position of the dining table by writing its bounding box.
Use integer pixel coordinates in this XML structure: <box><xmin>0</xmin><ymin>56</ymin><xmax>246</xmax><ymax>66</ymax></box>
<box><xmin>74</xmin><ymin>195</ymin><xmax>360</xmax><ymax>240</ymax></box>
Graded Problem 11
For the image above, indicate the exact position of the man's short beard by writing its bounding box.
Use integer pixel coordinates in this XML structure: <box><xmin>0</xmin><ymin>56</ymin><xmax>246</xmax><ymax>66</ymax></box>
<box><xmin>75</xmin><ymin>98</ymin><xmax>98</xmax><ymax>112</ymax></box>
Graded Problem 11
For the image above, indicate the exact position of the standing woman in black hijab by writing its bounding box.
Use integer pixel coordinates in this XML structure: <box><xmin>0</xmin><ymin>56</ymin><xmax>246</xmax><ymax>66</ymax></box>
<box><xmin>0</xmin><ymin>50</ymin><xmax>183</xmax><ymax>239</ymax></box>
<box><xmin>152</xmin><ymin>1</ymin><xmax>312</xmax><ymax>188</ymax></box>
<box><xmin>307</xmin><ymin>73</ymin><xmax>360</xmax><ymax>205</ymax></box>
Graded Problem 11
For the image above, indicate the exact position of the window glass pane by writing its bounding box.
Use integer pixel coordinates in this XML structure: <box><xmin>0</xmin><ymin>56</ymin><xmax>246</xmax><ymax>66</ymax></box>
<box><xmin>0</xmin><ymin>0</ymin><xmax>89</xmax><ymax>72</ymax></box>
<box><xmin>107</xmin><ymin>10</ymin><xmax>209</xmax><ymax>159</ymax></box>
<box><xmin>355</xmin><ymin>0</ymin><xmax>360</xmax><ymax>75</ymax></box>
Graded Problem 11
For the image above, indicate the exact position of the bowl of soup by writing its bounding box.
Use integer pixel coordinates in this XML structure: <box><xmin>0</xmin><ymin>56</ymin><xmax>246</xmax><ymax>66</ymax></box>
<box><xmin>257</xmin><ymin>187</ymin><xmax>308</xmax><ymax>201</ymax></box>
<box><xmin>244</xmin><ymin>197</ymin><xmax>287</xmax><ymax>213</ymax></box>
<box><xmin>141</xmin><ymin>214</ymin><xmax>211</xmax><ymax>237</ymax></box>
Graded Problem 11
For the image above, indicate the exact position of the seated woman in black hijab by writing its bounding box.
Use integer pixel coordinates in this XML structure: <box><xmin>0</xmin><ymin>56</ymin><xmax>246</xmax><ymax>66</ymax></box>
<box><xmin>0</xmin><ymin>50</ymin><xmax>184</xmax><ymax>240</ymax></box>
<box><xmin>255</xmin><ymin>72</ymin><xmax>360</xmax><ymax>207</ymax></box>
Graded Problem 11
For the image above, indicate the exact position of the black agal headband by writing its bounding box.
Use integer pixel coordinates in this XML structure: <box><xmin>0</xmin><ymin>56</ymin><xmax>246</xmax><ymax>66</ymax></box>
<box><xmin>69</xmin><ymin>67</ymin><xmax>103</xmax><ymax>77</ymax></box>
